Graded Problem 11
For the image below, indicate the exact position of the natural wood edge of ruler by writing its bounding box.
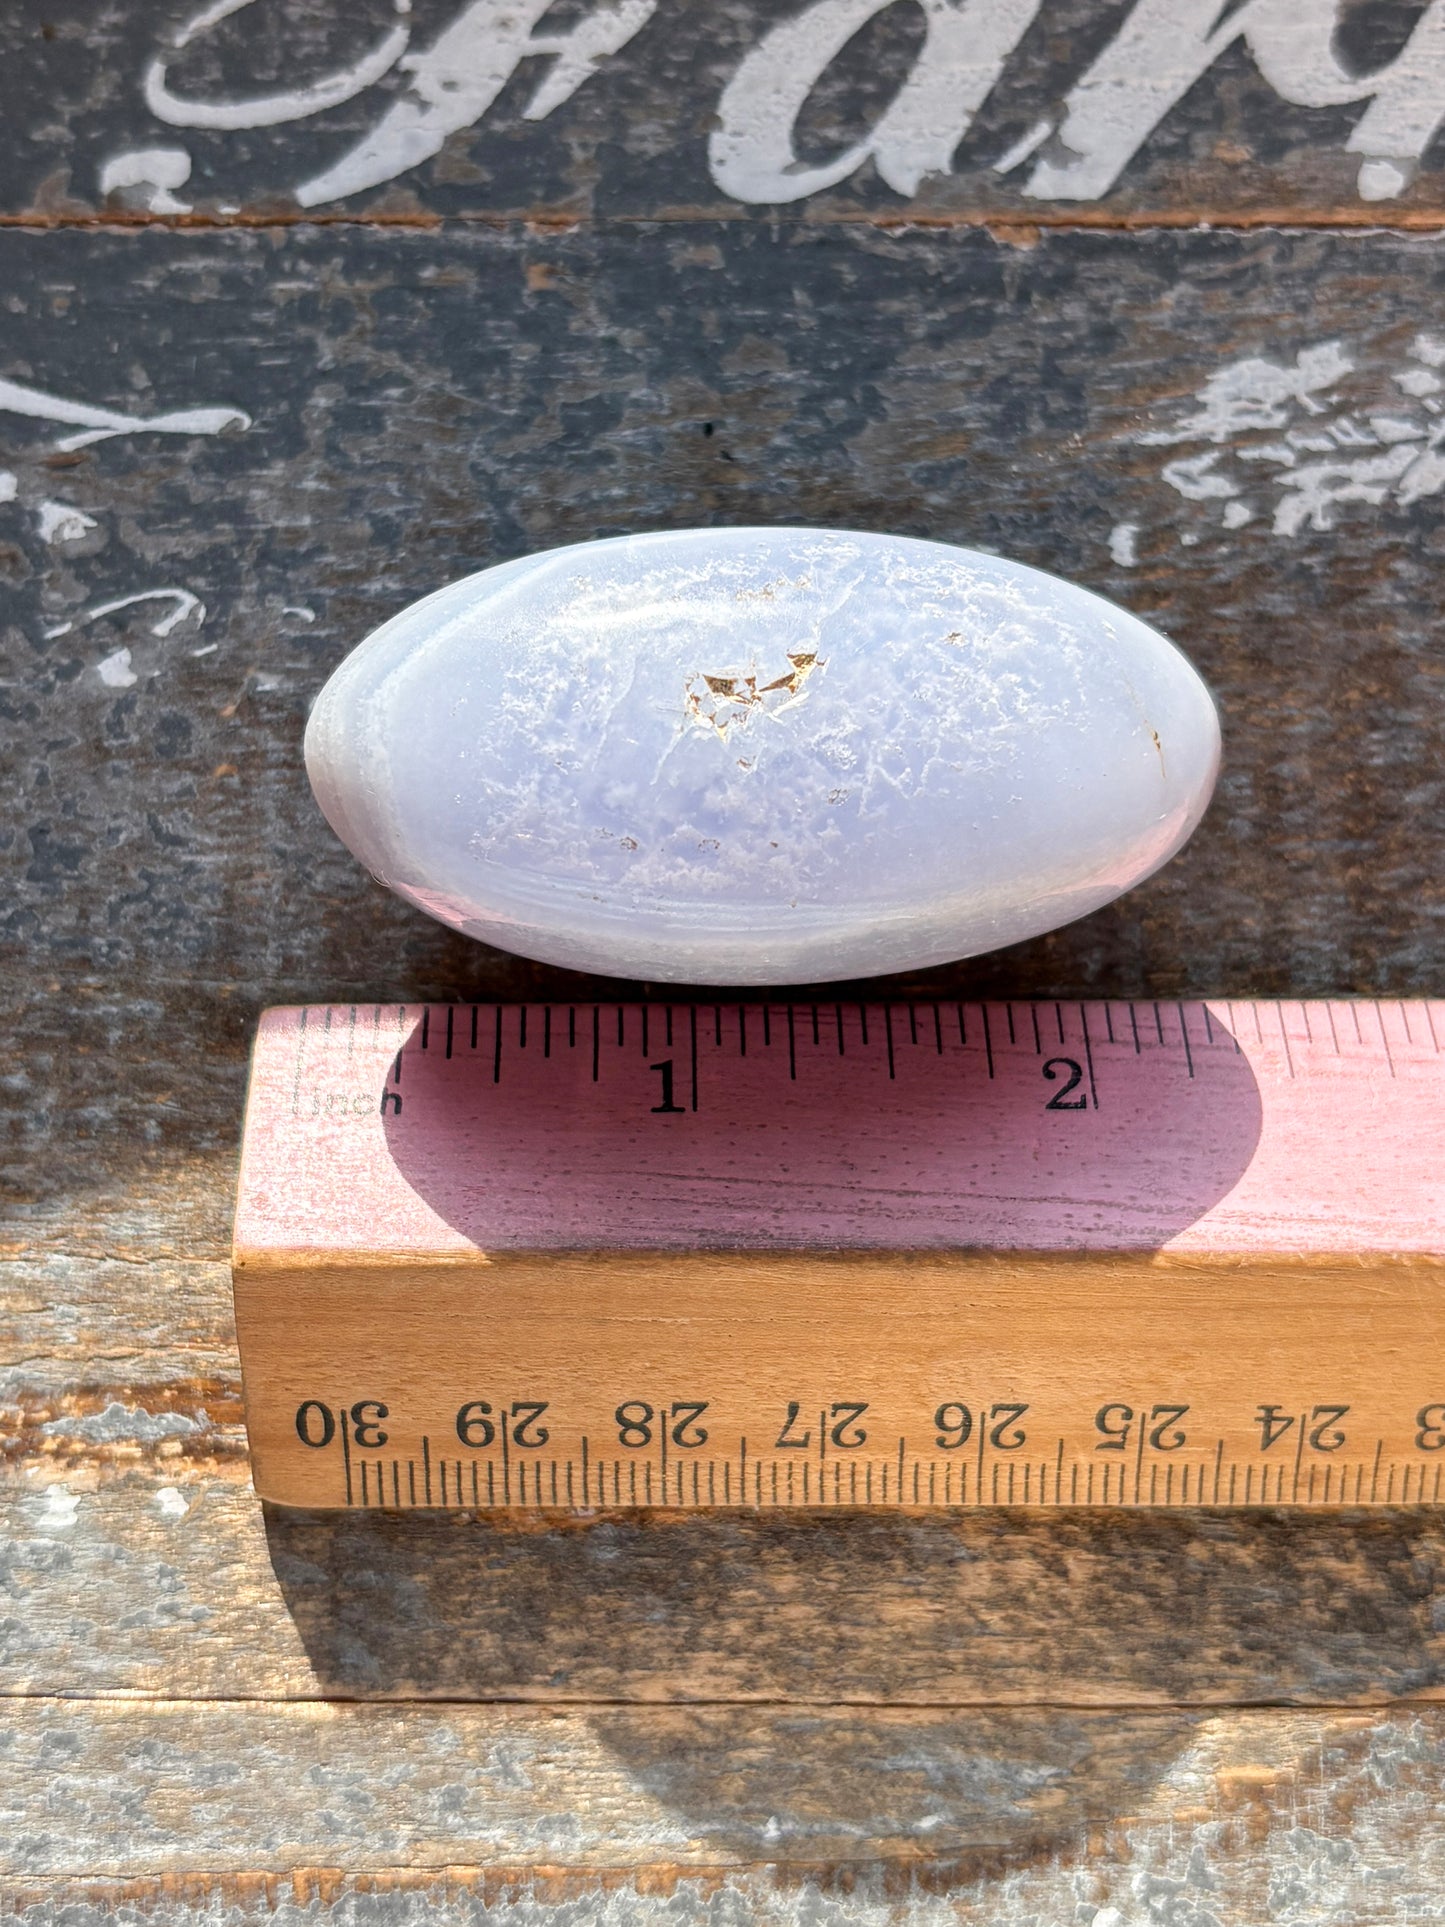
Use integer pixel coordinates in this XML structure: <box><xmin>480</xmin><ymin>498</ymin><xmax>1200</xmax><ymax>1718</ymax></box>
<box><xmin>232</xmin><ymin>1245</ymin><xmax>495</xmax><ymax>1272</ymax></box>
<box><xmin>232</xmin><ymin>1249</ymin><xmax>1445</xmax><ymax>1511</ymax></box>
<box><xmin>231</xmin><ymin>1246</ymin><xmax>1445</xmax><ymax>1276</ymax></box>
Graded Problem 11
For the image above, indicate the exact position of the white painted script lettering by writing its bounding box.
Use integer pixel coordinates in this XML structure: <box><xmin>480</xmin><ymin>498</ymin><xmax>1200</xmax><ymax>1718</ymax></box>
<box><xmin>293</xmin><ymin>0</ymin><xmax>658</xmax><ymax>207</ymax></box>
<box><xmin>145</xmin><ymin>0</ymin><xmax>412</xmax><ymax>131</ymax></box>
<box><xmin>710</xmin><ymin>0</ymin><xmax>1040</xmax><ymax>201</ymax></box>
<box><xmin>1137</xmin><ymin>335</ymin><xmax>1445</xmax><ymax>538</ymax></box>
<box><xmin>44</xmin><ymin>588</ymin><xmax>208</xmax><ymax>642</ymax></box>
<box><xmin>1</xmin><ymin>371</ymin><xmax>246</xmax><ymax>651</ymax></box>
<box><xmin>1025</xmin><ymin>0</ymin><xmax>1445</xmax><ymax>202</ymax></box>
<box><xmin>116</xmin><ymin>0</ymin><xmax>1445</xmax><ymax>207</ymax></box>
<box><xmin>0</xmin><ymin>376</ymin><xmax>250</xmax><ymax>451</ymax></box>
<box><xmin>1348</xmin><ymin>4</ymin><xmax>1445</xmax><ymax>198</ymax></box>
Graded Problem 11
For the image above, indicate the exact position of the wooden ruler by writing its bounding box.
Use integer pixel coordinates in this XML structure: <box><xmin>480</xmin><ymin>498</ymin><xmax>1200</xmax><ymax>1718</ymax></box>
<box><xmin>234</xmin><ymin>999</ymin><xmax>1445</xmax><ymax>1511</ymax></box>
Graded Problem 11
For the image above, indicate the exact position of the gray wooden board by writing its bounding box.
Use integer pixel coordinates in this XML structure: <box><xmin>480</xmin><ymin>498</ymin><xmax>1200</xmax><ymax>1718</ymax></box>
<box><xmin>0</xmin><ymin>1260</ymin><xmax>238</xmax><ymax>1387</ymax></box>
<box><xmin>6</xmin><ymin>222</ymin><xmax>1445</xmax><ymax>1251</ymax></box>
<box><xmin>7</xmin><ymin>0</ymin><xmax>1445</xmax><ymax>223</ymax></box>
<box><xmin>0</xmin><ymin>1700</ymin><xmax>1444</xmax><ymax>1922</ymax></box>
<box><xmin>0</xmin><ymin>1698</ymin><xmax>1229</xmax><ymax>1874</ymax></box>
<box><xmin>7</xmin><ymin>1462</ymin><xmax>1445</xmax><ymax>1707</ymax></box>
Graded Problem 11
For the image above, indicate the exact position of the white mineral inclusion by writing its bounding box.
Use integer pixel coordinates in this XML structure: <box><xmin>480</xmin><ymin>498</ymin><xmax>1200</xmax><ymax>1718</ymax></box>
<box><xmin>305</xmin><ymin>528</ymin><xmax>1220</xmax><ymax>983</ymax></box>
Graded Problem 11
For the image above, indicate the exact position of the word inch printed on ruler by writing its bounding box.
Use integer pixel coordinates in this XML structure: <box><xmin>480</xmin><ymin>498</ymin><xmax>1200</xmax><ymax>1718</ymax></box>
<box><xmin>233</xmin><ymin>1000</ymin><xmax>1445</xmax><ymax>1512</ymax></box>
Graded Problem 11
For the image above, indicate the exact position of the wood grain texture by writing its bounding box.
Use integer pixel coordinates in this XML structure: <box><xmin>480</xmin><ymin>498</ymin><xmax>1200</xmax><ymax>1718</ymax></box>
<box><xmin>0</xmin><ymin>1259</ymin><xmax>237</xmax><ymax>1391</ymax></box>
<box><xmin>2</xmin><ymin>1701</ymin><xmax>1445</xmax><ymax>1924</ymax></box>
<box><xmin>0</xmin><ymin>1697</ymin><xmax>1218</xmax><ymax>1875</ymax></box>
<box><xmin>7</xmin><ymin>1465</ymin><xmax>1445</xmax><ymax>1707</ymax></box>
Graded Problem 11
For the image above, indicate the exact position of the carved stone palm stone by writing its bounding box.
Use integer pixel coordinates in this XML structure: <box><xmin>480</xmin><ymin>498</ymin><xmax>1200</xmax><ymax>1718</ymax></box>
<box><xmin>305</xmin><ymin>528</ymin><xmax>1220</xmax><ymax>983</ymax></box>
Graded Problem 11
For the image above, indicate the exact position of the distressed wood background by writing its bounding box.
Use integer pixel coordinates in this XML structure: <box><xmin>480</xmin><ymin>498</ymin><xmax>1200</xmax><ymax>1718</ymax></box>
<box><xmin>6</xmin><ymin>1</ymin><xmax>1445</xmax><ymax>1920</ymax></box>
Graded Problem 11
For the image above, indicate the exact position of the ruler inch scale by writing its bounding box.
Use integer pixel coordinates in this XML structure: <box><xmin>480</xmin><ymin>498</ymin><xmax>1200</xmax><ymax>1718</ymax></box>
<box><xmin>234</xmin><ymin>998</ymin><xmax>1445</xmax><ymax>1512</ymax></box>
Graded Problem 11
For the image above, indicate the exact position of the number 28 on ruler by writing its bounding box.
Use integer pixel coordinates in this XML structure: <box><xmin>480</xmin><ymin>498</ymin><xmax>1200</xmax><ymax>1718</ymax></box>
<box><xmin>285</xmin><ymin>1392</ymin><xmax>1445</xmax><ymax>1512</ymax></box>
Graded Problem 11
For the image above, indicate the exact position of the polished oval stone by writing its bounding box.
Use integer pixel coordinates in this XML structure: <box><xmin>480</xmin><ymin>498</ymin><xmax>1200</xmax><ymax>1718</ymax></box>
<box><xmin>305</xmin><ymin>528</ymin><xmax>1220</xmax><ymax>984</ymax></box>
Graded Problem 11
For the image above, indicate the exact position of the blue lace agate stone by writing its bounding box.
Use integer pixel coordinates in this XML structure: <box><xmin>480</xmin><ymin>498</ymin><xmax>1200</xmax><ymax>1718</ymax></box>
<box><xmin>305</xmin><ymin>528</ymin><xmax>1219</xmax><ymax>983</ymax></box>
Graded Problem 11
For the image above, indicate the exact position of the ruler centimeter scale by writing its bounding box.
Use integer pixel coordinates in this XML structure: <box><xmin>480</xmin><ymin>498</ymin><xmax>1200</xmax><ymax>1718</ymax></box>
<box><xmin>233</xmin><ymin>998</ymin><xmax>1445</xmax><ymax>1511</ymax></box>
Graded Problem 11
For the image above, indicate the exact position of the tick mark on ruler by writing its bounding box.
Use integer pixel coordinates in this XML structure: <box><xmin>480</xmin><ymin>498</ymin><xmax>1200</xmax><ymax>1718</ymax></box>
<box><xmin>340</xmin><ymin>1405</ymin><xmax>353</xmax><ymax>1506</ymax></box>
<box><xmin>1079</xmin><ymin>1004</ymin><xmax>1099</xmax><ymax>1108</ymax></box>
<box><xmin>1277</xmin><ymin>1005</ymin><xmax>1295</xmax><ymax>1078</ymax></box>
<box><xmin>1377</xmin><ymin>1002</ymin><xmax>1396</xmax><ymax>1077</ymax></box>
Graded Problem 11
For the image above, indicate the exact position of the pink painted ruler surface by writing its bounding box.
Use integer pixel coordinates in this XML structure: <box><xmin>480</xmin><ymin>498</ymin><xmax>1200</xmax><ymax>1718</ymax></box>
<box><xmin>236</xmin><ymin>999</ymin><xmax>1445</xmax><ymax>1261</ymax></box>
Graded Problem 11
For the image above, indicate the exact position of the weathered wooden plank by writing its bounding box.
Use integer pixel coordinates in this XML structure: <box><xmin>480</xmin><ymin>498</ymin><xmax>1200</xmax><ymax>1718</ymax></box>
<box><xmin>1</xmin><ymin>1700</ymin><xmax>1444</xmax><ymax>1922</ymax></box>
<box><xmin>6</xmin><ymin>0</ymin><xmax>1445</xmax><ymax>225</ymax></box>
<box><xmin>4</xmin><ymin>222</ymin><xmax>1445</xmax><ymax>1257</ymax></box>
<box><xmin>0</xmin><ymin>1259</ymin><xmax>237</xmax><ymax>1390</ymax></box>
<box><xmin>6</xmin><ymin>1464</ymin><xmax>1445</xmax><ymax>1706</ymax></box>
<box><xmin>0</xmin><ymin>1696</ymin><xmax>1209</xmax><ymax>1876</ymax></box>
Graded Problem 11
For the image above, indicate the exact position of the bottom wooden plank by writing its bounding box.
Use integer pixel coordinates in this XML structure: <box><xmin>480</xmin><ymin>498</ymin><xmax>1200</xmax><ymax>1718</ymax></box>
<box><xmin>6</xmin><ymin>1467</ymin><xmax>1445</xmax><ymax>1706</ymax></box>
<box><xmin>2</xmin><ymin>1704</ymin><xmax>1445</xmax><ymax>1921</ymax></box>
